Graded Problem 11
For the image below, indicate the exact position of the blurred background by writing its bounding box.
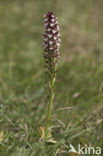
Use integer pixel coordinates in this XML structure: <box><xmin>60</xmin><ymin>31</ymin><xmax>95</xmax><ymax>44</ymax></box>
<box><xmin>0</xmin><ymin>0</ymin><xmax>103</xmax><ymax>154</ymax></box>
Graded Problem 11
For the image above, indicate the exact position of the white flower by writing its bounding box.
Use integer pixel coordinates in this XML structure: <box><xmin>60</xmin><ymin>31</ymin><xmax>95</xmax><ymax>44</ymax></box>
<box><xmin>57</xmin><ymin>33</ymin><xmax>61</xmax><ymax>37</ymax></box>
<box><xmin>45</xmin><ymin>23</ymin><xmax>48</xmax><ymax>27</ymax></box>
<box><xmin>57</xmin><ymin>43</ymin><xmax>60</xmax><ymax>46</ymax></box>
<box><xmin>54</xmin><ymin>37</ymin><xmax>57</xmax><ymax>40</ymax></box>
<box><xmin>57</xmin><ymin>25</ymin><xmax>60</xmax><ymax>30</ymax></box>
<box><xmin>48</xmin><ymin>34</ymin><xmax>52</xmax><ymax>38</ymax></box>
<box><xmin>58</xmin><ymin>39</ymin><xmax>61</xmax><ymax>42</ymax></box>
<box><xmin>49</xmin><ymin>47</ymin><xmax>53</xmax><ymax>50</ymax></box>
<box><xmin>47</xmin><ymin>28</ymin><xmax>51</xmax><ymax>31</ymax></box>
<box><xmin>50</xmin><ymin>23</ymin><xmax>55</xmax><ymax>27</ymax></box>
<box><xmin>49</xmin><ymin>41</ymin><xmax>53</xmax><ymax>45</ymax></box>
<box><xmin>52</xmin><ymin>30</ymin><xmax>56</xmax><ymax>33</ymax></box>
<box><xmin>44</xmin><ymin>38</ymin><xmax>48</xmax><ymax>41</ymax></box>
<box><xmin>51</xmin><ymin>19</ymin><xmax>55</xmax><ymax>22</ymax></box>
<box><xmin>44</xmin><ymin>18</ymin><xmax>48</xmax><ymax>22</ymax></box>
<box><xmin>51</xmin><ymin>14</ymin><xmax>55</xmax><ymax>18</ymax></box>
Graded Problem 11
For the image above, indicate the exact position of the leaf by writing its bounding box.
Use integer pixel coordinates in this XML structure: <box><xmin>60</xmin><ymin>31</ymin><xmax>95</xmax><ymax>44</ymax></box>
<box><xmin>0</xmin><ymin>131</ymin><xmax>4</xmax><ymax>142</ymax></box>
<box><xmin>38</xmin><ymin>126</ymin><xmax>52</xmax><ymax>140</ymax></box>
<box><xmin>38</xmin><ymin>126</ymin><xmax>45</xmax><ymax>140</ymax></box>
<box><xmin>46</xmin><ymin>138</ymin><xmax>57</xmax><ymax>144</ymax></box>
<box><xmin>38</xmin><ymin>126</ymin><xmax>57</xmax><ymax>144</ymax></box>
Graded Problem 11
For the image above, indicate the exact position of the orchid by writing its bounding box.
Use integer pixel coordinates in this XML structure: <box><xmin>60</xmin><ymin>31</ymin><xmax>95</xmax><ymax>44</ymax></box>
<box><xmin>43</xmin><ymin>12</ymin><xmax>61</xmax><ymax>139</ymax></box>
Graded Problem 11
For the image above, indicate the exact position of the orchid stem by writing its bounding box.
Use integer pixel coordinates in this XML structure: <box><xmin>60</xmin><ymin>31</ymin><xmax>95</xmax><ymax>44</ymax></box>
<box><xmin>45</xmin><ymin>77</ymin><xmax>55</xmax><ymax>139</ymax></box>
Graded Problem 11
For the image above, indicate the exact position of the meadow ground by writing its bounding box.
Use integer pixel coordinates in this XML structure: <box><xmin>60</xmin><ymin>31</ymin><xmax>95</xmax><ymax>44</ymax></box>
<box><xmin>0</xmin><ymin>0</ymin><xmax>103</xmax><ymax>155</ymax></box>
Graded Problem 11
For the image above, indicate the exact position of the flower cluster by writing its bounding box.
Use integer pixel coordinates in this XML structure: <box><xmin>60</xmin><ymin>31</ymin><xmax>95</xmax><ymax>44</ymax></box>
<box><xmin>43</xmin><ymin>12</ymin><xmax>61</xmax><ymax>66</ymax></box>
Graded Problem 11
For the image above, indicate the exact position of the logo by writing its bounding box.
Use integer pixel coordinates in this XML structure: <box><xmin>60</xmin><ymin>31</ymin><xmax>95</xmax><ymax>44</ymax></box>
<box><xmin>69</xmin><ymin>144</ymin><xmax>101</xmax><ymax>155</ymax></box>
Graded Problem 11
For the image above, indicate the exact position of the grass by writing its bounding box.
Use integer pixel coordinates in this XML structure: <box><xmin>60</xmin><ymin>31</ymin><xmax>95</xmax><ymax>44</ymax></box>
<box><xmin>0</xmin><ymin>0</ymin><xmax>103</xmax><ymax>155</ymax></box>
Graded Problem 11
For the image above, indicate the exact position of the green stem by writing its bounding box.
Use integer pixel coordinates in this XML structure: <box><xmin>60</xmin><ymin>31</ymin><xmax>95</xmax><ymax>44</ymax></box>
<box><xmin>45</xmin><ymin>77</ymin><xmax>55</xmax><ymax>139</ymax></box>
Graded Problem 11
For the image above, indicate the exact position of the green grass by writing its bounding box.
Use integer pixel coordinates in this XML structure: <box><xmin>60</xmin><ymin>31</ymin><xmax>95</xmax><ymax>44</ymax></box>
<box><xmin>0</xmin><ymin>0</ymin><xmax>103</xmax><ymax>155</ymax></box>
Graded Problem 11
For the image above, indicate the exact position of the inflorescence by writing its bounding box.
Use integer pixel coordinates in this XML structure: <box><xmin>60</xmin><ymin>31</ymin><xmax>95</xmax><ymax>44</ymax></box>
<box><xmin>43</xmin><ymin>12</ymin><xmax>61</xmax><ymax>77</ymax></box>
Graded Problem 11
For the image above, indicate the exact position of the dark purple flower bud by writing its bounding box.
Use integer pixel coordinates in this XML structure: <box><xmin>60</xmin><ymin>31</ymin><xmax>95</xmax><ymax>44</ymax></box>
<box><xmin>43</xmin><ymin>12</ymin><xmax>61</xmax><ymax>63</ymax></box>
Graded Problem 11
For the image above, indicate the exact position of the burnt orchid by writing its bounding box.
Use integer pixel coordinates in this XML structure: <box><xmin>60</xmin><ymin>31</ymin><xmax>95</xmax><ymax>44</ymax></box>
<box><xmin>43</xmin><ymin>12</ymin><xmax>61</xmax><ymax>139</ymax></box>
